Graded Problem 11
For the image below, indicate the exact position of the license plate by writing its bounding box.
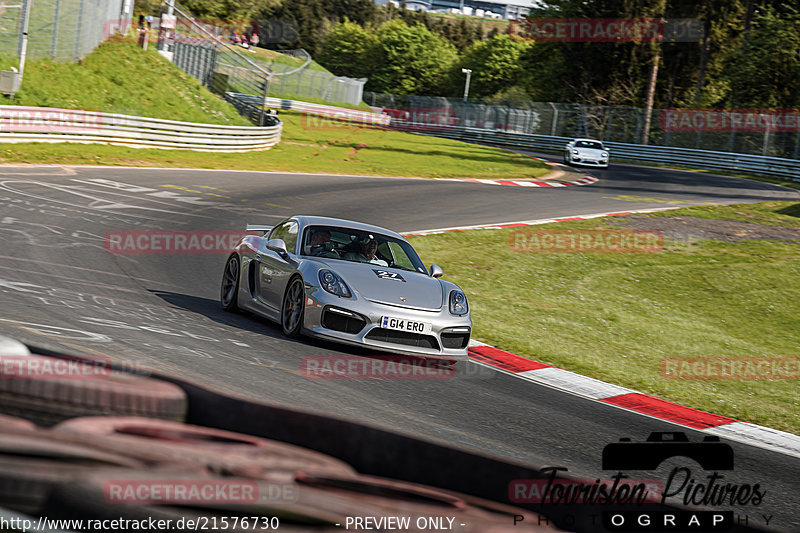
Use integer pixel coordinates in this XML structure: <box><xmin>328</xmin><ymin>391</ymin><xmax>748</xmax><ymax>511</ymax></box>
<box><xmin>381</xmin><ymin>316</ymin><xmax>432</xmax><ymax>334</ymax></box>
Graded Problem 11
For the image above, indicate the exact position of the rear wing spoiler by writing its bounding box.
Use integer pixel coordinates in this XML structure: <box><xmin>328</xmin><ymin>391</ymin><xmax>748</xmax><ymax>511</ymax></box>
<box><xmin>246</xmin><ymin>224</ymin><xmax>273</xmax><ymax>235</ymax></box>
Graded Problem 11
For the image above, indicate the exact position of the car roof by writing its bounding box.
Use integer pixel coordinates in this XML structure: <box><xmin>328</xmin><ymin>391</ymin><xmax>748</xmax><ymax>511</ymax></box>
<box><xmin>573</xmin><ymin>138</ymin><xmax>604</xmax><ymax>143</ymax></box>
<box><xmin>292</xmin><ymin>216</ymin><xmax>407</xmax><ymax>241</ymax></box>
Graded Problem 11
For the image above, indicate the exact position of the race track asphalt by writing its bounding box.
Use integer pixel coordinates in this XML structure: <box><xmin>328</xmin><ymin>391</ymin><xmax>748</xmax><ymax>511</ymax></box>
<box><xmin>0</xmin><ymin>161</ymin><xmax>798</xmax><ymax>531</ymax></box>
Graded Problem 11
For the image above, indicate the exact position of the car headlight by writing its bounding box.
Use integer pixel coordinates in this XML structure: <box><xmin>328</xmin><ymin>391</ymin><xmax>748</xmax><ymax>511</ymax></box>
<box><xmin>318</xmin><ymin>270</ymin><xmax>351</xmax><ymax>298</ymax></box>
<box><xmin>449</xmin><ymin>289</ymin><xmax>468</xmax><ymax>316</ymax></box>
<box><xmin>602</xmin><ymin>152</ymin><xmax>609</xmax><ymax>158</ymax></box>
<box><xmin>572</xmin><ymin>150</ymin><xmax>579</xmax><ymax>154</ymax></box>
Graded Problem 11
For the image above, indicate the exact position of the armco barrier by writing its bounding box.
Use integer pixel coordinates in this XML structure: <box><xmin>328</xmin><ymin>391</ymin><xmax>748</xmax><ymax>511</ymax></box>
<box><xmin>0</xmin><ymin>105</ymin><xmax>282</xmax><ymax>152</ymax></box>
<box><xmin>393</xmin><ymin>121</ymin><xmax>800</xmax><ymax>180</ymax></box>
<box><xmin>232</xmin><ymin>92</ymin><xmax>798</xmax><ymax>180</ymax></box>
<box><xmin>227</xmin><ymin>93</ymin><xmax>391</xmax><ymax>126</ymax></box>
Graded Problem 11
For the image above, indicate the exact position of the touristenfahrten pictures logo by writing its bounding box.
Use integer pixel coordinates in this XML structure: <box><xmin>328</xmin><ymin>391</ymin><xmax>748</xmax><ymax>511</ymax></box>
<box><xmin>510</xmin><ymin>432</ymin><xmax>770</xmax><ymax>532</ymax></box>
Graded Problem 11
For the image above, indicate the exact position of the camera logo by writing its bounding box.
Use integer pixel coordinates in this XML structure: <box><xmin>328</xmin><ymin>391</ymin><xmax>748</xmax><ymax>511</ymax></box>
<box><xmin>602</xmin><ymin>432</ymin><xmax>734</xmax><ymax>471</ymax></box>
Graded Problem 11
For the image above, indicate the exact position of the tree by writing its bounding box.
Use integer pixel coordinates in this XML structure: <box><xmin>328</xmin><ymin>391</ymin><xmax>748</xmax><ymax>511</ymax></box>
<box><xmin>447</xmin><ymin>34</ymin><xmax>530</xmax><ymax>98</ymax></box>
<box><xmin>366</xmin><ymin>20</ymin><xmax>458</xmax><ymax>95</ymax></box>
<box><xmin>318</xmin><ymin>19</ymin><xmax>378</xmax><ymax>79</ymax></box>
<box><xmin>725</xmin><ymin>4</ymin><xmax>800</xmax><ymax>108</ymax></box>
<box><xmin>258</xmin><ymin>0</ymin><xmax>378</xmax><ymax>54</ymax></box>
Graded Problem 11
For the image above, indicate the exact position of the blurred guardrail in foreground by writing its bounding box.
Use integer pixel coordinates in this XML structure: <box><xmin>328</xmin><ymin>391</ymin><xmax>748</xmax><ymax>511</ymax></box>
<box><xmin>0</xmin><ymin>105</ymin><xmax>282</xmax><ymax>152</ymax></box>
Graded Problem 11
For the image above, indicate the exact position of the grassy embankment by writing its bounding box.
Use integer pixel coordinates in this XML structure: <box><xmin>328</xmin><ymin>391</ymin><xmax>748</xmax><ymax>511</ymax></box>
<box><xmin>0</xmin><ymin>38</ymin><xmax>548</xmax><ymax>179</ymax></box>
<box><xmin>410</xmin><ymin>201</ymin><xmax>800</xmax><ymax>434</ymax></box>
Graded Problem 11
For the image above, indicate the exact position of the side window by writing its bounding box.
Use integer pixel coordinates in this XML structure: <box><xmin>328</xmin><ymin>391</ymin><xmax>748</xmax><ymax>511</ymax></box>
<box><xmin>269</xmin><ymin>221</ymin><xmax>299</xmax><ymax>254</ymax></box>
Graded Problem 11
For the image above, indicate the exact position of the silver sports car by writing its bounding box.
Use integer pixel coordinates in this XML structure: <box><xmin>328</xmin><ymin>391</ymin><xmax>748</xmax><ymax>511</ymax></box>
<box><xmin>220</xmin><ymin>216</ymin><xmax>471</xmax><ymax>359</ymax></box>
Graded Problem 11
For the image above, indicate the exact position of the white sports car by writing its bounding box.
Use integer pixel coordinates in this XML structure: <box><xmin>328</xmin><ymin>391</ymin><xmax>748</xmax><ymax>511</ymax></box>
<box><xmin>564</xmin><ymin>138</ymin><xmax>610</xmax><ymax>168</ymax></box>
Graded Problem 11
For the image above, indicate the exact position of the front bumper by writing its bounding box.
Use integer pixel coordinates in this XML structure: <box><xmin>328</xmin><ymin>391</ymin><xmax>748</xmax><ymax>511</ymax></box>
<box><xmin>568</xmin><ymin>155</ymin><xmax>608</xmax><ymax>167</ymax></box>
<box><xmin>301</xmin><ymin>285</ymin><xmax>471</xmax><ymax>360</ymax></box>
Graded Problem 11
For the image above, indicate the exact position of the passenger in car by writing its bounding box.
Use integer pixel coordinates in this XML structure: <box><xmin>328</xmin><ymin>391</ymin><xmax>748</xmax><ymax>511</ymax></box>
<box><xmin>344</xmin><ymin>236</ymin><xmax>388</xmax><ymax>266</ymax></box>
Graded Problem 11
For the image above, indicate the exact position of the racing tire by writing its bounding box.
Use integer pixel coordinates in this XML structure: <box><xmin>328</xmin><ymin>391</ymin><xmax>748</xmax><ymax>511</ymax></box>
<box><xmin>0</xmin><ymin>432</ymin><xmax>146</xmax><ymax>515</ymax></box>
<box><xmin>281</xmin><ymin>276</ymin><xmax>305</xmax><ymax>339</ymax></box>
<box><xmin>0</xmin><ymin>414</ymin><xmax>36</xmax><ymax>431</ymax></box>
<box><xmin>221</xmin><ymin>254</ymin><xmax>241</xmax><ymax>312</ymax></box>
<box><xmin>0</xmin><ymin>355</ymin><xmax>187</xmax><ymax>426</ymax></box>
<box><xmin>54</xmin><ymin>416</ymin><xmax>356</xmax><ymax>477</ymax></box>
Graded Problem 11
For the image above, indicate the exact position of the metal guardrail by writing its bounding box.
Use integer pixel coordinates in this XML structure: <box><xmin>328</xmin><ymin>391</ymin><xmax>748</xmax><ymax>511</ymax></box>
<box><xmin>227</xmin><ymin>93</ymin><xmax>391</xmax><ymax>126</ymax></box>
<box><xmin>0</xmin><ymin>105</ymin><xmax>282</xmax><ymax>152</ymax></box>
<box><xmin>229</xmin><ymin>94</ymin><xmax>800</xmax><ymax>179</ymax></box>
<box><xmin>223</xmin><ymin>93</ymin><xmax>280</xmax><ymax>126</ymax></box>
<box><xmin>392</xmin><ymin>120</ymin><xmax>800</xmax><ymax>180</ymax></box>
<box><xmin>604</xmin><ymin>142</ymin><xmax>800</xmax><ymax>180</ymax></box>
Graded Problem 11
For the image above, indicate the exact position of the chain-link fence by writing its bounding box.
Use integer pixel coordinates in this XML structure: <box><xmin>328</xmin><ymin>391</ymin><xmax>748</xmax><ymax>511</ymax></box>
<box><xmin>158</xmin><ymin>3</ymin><xmax>366</xmax><ymax>106</ymax></box>
<box><xmin>267</xmin><ymin>68</ymin><xmax>366</xmax><ymax>106</ymax></box>
<box><xmin>364</xmin><ymin>92</ymin><xmax>800</xmax><ymax>160</ymax></box>
<box><xmin>0</xmin><ymin>0</ymin><xmax>132</xmax><ymax>62</ymax></box>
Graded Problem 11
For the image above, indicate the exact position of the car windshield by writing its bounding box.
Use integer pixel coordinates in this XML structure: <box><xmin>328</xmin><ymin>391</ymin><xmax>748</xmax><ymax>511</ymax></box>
<box><xmin>576</xmin><ymin>140</ymin><xmax>603</xmax><ymax>149</ymax></box>
<box><xmin>300</xmin><ymin>225</ymin><xmax>428</xmax><ymax>274</ymax></box>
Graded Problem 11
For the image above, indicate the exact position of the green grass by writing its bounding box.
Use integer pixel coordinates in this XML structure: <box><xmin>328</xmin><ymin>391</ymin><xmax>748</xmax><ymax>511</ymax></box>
<box><xmin>0</xmin><ymin>37</ymin><xmax>249</xmax><ymax>126</ymax></box>
<box><xmin>0</xmin><ymin>110</ymin><xmax>550</xmax><ymax>178</ymax></box>
<box><xmin>409</xmin><ymin>201</ymin><xmax>800</xmax><ymax>435</ymax></box>
<box><xmin>6</xmin><ymin>38</ymin><xmax>550</xmax><ymax>178</ymax></box>
<box><xmin>0</xmin><ymin>36</ymin><xmax>548</xmax><ymax>176</ymax></box>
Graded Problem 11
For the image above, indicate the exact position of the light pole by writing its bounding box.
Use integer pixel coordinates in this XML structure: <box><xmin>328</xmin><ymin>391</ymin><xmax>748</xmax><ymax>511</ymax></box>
<box><xmin>461</xmin><ymin>68</ymin><xmax>472</xmax><ymax>102</ymax></box>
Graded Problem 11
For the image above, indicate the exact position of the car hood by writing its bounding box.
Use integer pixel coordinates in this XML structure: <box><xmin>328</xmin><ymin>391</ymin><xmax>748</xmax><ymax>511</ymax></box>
<box><xmin>573</xmin><ymin>147</ymin><xmax>607</xmax><ymax>157</ymax></box>
<box><xmin>315</xmin><ymin>260</ymin><xmax>444</xmax><ymax>311</ymax></box>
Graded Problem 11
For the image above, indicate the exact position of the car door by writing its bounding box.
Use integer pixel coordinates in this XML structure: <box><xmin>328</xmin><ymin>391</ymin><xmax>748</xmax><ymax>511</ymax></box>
<box><xmin>257</xmin><ymin>219</ymin><xmax>299</xmax><ymax>311</ymax></box>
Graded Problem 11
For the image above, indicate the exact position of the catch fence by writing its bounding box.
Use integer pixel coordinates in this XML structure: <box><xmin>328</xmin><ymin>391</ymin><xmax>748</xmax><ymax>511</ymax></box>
<box><xmin>158</xmin><ymin>3</ymin><xmax>365</xmax><ymax>106</ymax></box>
<box><xmin>364</xmin><ymin>92</ymin><xmax>800</xmax><ymax>160</ymax></box>
<box><xmin>0</xmin><ymin>0</ymin><xmax>131</xmax><ymax>62</ymax></box>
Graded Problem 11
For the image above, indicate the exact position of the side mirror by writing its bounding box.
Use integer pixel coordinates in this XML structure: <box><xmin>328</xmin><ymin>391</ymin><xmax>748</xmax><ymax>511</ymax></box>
<box><xmin>266</xmin><ymin>238</ymin><xmax>288</xmax><ymax>256</ymax></box>
<box><xmin>429</xmin><ymin>264</ymin><xmax>444</xmax><ymax>278</ymax></box>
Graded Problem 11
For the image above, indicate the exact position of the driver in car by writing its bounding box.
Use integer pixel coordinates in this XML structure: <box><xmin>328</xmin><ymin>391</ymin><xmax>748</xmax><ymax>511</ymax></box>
<box><xmin>305</xmin><ymin>230</ymin><xmax>339</xmax><ymax>258</ymax></box>
<box><xmin>344</xmin><ymin>235</ymin><xmax>388</xmax><ymax>266</ymax></box>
